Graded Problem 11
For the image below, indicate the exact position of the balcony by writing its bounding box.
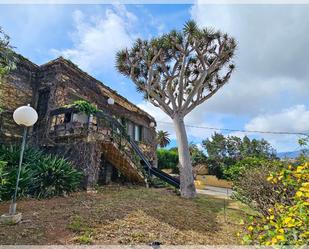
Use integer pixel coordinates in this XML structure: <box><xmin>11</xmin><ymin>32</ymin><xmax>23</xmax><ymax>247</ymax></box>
<box><xmin>49</xmin><ymin>107</ymin><xmax>111</xmax><ymax>142</ymax></box>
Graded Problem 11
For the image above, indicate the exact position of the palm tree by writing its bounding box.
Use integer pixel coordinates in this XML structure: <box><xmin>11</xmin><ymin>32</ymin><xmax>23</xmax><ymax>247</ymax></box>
<box><xmin>156</xmin><ymin>130</ymin><xmax>171</xmax><ymax>148</ymax></box>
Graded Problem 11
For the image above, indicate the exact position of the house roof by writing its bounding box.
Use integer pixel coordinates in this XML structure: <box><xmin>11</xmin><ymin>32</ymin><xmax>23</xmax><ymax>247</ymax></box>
<box><xmin>40</xmin><ymin>57</ymin><xmax>155</xmax><ymax>122</ymax></box>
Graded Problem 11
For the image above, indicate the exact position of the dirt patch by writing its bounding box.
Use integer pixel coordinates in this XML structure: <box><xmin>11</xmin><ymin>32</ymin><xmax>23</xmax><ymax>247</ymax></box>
<box><xmin>0</xmin><ymin>186</ymin><xmax>248</xmax><ymax>245</ymax></box>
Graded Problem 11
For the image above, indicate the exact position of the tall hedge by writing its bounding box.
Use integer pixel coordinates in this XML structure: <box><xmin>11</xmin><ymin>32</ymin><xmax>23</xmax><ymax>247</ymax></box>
<box><xmin>157</xmin><ymin>148</ymin><xmax>179</xmax><ymax>173</ymax></box>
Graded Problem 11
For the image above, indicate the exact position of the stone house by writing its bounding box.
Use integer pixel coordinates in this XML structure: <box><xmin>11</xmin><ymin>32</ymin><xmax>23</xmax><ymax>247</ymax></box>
<box><xmin>0</xmin><ymin>54</ymin><xmax>160</xmax><ymax>187</ymax></box>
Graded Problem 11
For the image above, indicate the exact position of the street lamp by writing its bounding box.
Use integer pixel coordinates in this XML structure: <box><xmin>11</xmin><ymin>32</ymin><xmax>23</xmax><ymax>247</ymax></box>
<box><xmin>10</xmin><ymin>104</ymin><xmax>38</xmax><ymax>215</ymax></box>
<box><xmin>149</xmin><ymin>122</ymin><xmax>156</xmax><ymax>128</ymax></box>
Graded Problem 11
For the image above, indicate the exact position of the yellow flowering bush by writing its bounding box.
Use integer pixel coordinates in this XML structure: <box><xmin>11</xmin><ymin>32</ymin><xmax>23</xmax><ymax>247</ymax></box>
<box><xmin>242</xmin><ymin>163</ymin><xmax>309</xmax><ymax>245</ymax></box>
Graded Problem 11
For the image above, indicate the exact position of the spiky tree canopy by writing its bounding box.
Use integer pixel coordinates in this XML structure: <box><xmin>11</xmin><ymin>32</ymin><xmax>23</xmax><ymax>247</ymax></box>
<box><xmin>156</xmin><ymin>130</ymin><xmax>171</xmax><ymax>148</ymax></box>
<box><xmin>116</xmin><ymin>20</ymin><xmax>236</xmax><ymax>118</ymax></box>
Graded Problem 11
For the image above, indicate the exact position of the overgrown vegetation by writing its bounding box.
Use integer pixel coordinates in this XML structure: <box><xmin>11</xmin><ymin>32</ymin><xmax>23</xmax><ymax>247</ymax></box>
<box><xmin>0</xmin><ymin>145</ymin><xmax>83</xmax><ymax>201</ymax></box>
<box><xmin>230</xmin><ymin>157</ymin><xmax>285</xmax><ymax>214</ymax></box>
<box><xmin>241</xmin><ymin>162</ymin><xmax>309</xmax><ymax>245</ymax></box>
<box><xmin>228</xmin><ymin>138</ymin><xmax>309</xmax><ymax>245</ymax></box>
<box><xmin>203</xmin><ymin>133</ymin><xmax>277</xmax><ymax>179</ymax></box>
<box><xmin>0</xmin><ymin>27</ymin><xmax>16</xmax><ymax>77</ymax></box>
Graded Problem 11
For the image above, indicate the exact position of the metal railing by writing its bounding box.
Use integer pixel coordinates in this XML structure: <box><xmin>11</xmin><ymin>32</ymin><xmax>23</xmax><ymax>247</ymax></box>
<box><xmin>95</xmin><ymin>110</ymin><xmax>180</xmax><ymax>188</ymax></box>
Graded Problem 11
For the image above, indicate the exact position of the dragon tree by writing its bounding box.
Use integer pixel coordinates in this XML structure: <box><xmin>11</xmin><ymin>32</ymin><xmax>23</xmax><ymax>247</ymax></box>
<box><xmin>116</xmin><ymin>20</ymin><xmax>236</xmax><ymax>198</ymax></box>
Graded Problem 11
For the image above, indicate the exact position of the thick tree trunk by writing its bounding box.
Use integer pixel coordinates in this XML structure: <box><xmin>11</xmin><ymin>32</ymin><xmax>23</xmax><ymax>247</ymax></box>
<box><xmin>173</xmin><ymin>115</ymin><xmax>196</xmax><ymax>198</ymax></box>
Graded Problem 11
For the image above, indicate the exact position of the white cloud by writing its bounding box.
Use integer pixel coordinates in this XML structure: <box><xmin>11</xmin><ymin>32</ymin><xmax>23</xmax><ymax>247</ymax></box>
<box><xmin>245</xmin><ymin>105</ymin><xmax>309</xmax><ymax>134</ymax></box>
<box><xmin>243</xmin><ymin>105</ymin><xmax>309</xmax><ymax>151</ymax></box>
<box><xmin>190</xmin><ymin>3</ymin><xmax>309</xmax><ymax>116</ymax></box>
<box><xmin>52</xmin><ymin>5</ymin><xmax>137</xmax><ymax>73</ymax></box>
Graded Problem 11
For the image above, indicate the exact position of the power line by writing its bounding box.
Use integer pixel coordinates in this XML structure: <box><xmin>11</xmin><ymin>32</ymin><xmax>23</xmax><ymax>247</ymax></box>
<box><xmin>157</xmin><ymin>121</ymin><xmax>309</xmax><ymax>137</ymax></box>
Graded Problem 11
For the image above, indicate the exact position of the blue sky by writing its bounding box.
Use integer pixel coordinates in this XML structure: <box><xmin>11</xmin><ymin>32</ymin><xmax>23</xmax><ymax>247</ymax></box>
<box><xmin>1</xmin><ymin>3</ymin><xmax>309</xmax><ymax>152</ymax></box>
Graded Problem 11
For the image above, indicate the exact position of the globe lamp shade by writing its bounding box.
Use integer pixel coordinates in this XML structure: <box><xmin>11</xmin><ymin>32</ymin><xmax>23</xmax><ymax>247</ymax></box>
<box><xmin>13</xmin><ymin>105</ymin><xmax>38</xmax><ymax>127</ymax></box>
<box><xmin>107</xmin><ymin>98</ymin><xmax>115</xmax><ymax>105</ymax></box>
<box><xmin>149</xmin><ymin>122</ymin><xmax>156</xmax><ymax>128</ymax></box>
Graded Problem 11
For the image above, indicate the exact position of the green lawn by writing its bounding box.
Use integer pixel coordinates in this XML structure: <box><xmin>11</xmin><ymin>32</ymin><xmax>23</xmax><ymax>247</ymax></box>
<box><xmin>0</xmin><ymin>186</ymin><xmax>251</xmax><ymax>245</ymax></box>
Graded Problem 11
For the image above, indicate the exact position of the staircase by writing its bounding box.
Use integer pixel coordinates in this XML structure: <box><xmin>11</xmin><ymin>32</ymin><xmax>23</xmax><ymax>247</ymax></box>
<box><xmin>101</xmin><ymin>141</ymin><xmax>145</xmax><ymax>184</ymax></box>
<box><xmin>96</xmin><ymin>111</ymin><xmax>180</xmax><ymax>189</ymax></box>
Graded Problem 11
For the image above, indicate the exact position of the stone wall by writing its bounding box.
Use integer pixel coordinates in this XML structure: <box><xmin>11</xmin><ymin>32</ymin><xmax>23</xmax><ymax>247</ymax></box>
<box><xmin>0</xmin><ymin>56</ymin><xmax>38</xmax><ymax>143</ymax></box>
<box><xmin>43</xmin><ymin>141</ymin><xmax>102</xmax><ymax>187</ymax></box>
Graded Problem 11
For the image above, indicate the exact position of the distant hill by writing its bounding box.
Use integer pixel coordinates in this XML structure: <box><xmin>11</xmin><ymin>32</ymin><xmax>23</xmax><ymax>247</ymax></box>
<box><xmin>277</xmin><ymin>150</ymin><xmax>302</xmax><ymax>159</ymax></box>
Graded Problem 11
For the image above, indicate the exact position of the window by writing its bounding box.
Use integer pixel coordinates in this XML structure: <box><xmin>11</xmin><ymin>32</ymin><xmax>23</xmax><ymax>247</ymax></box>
<box><xmin>37</xmin><ymin>89</ymin><xmax>50</xmax><ymax>117</ymax></box>
<box><xmin>64</xmin><ymin>113</ymin><xmax>72</xmax><ymax>123</ymax></box>
<box><xmin>127</xmin><ymin>122</ymin><xmax>134</xmax><ymax>138</ymax></box>
<box><xmin>134</xmin><ymin>125</ymin><xmax>143</xmax><ymax>142</ymax></box>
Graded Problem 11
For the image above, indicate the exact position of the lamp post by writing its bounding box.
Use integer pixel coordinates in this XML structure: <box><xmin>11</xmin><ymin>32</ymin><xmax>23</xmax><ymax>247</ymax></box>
<box><xmin>10</xmin><ymin>104</ymin><xmax>38</xmax><ymax>215</ymax></box>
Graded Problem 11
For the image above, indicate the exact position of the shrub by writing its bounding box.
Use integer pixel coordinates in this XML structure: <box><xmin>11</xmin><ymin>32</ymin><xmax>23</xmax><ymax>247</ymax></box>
<box><xmin>224</xmin><ymin>157</ymin><xmax>275</xmax><ymax>181</ymax></box>
<box><xmin>0</xmin><ymin>145</ymin><xmax>83</xmax><ymax>200</ymax></box>
<box><xmin>206</xmin><ymin>158</ymin><xmax>225</xmax><ymax>179</ymax></box>
<box><xmin>0</xmin><ymin>146</ymin><xmax>36</xmax><ymax>201</ymax></box>
<box><xmin>231</xmin><ymin>158</ymin><xmax>285</xmax><ymax>215</ymax></box>
<box><xmin>0</xmin><ymin>160</ymin><xmax>8</xmax><ymax>200</ymax></box>
<box><xmin>242</xmin><ymin>163</ymin><xmax>309</xmax><ymax>245</ymax></box>
<box><xmin>157</xmin><ymin>148</ymin><xmax>179</xmax><ymax>173</ymax></box>
<box><xmin>30</xmin><ymin>155</ymin><xmax>83</xmax><ymax>198</ymax></box>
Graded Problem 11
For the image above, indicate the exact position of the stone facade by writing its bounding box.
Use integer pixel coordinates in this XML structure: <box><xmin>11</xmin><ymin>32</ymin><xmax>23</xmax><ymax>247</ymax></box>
<box><xmin>0</xmin><ymin>55</ymin><xmax>157</xmax><ymax>187</ymax></box>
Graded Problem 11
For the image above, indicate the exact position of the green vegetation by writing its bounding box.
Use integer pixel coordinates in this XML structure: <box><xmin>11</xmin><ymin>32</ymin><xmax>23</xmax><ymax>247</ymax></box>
<box><xmin>241</xmin><ymin>162</ymin><xmax>309</xmax><ymax>245</ymax></box>
<box><xmin>157</xmin><ymin>148</ymin><xmax>179</xmax><ymax>173</ymax></box>
<box><xmin>0</xmin><ymin>27</ymin><xmax>16</xmax><ymax>77</ymax></box>
<box><xmin>230</xmin><ymin>158</ymin><xmax>284</xmax><ymax>214</ymax></box>
<box><xmin>70</xmin><ymin>100</ymin><xmax>99</xmax><ymax>115</ymax></box>
<box><xmin>226</xmin><ymin>138</ymin><xmax>309</xmax><ymax>245</ymax></box>
<box><xmin>68</xmin><ymin>216</ymin><xmax>89</xmax><ymax>233</ymax></box>
<box><xmin>223</xmin><ymin>156</ymin><xmax>278</xmax><ymax>181</ymax></box>
<box><xmin>74</xmin><ymin>233</ymin><xmax>93</xmax><ymax>244</ymax></box>
<box><xmin>0</xmin><ymin>145</ymin><xmax>83</xmax><ymax>201</ymax></box>
<box><xmin>156</xmin><ymin>130</ymin><xmax>171</xmax><ymax>148</ymax></box>
<box><xmin>157</xmin><ymin>143</ymin><xmax>207</xmax><ymax>174</ymax></box>
<box><xmin>203</xmin><ymin>133</ymin><xmax>277</xmax><ymax>179</ymax></box>
<box><xmin>189</xmin><ymin>143</ymin><xmax>207</xmax><ymax>166</ymax></box>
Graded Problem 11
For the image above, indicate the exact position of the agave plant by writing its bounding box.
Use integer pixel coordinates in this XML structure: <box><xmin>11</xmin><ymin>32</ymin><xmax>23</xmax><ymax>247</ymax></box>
<box><xmin>0</xmin><ymin>145</ymin><xmax>83</xmax><ymax>200</ymax></box>
<box><xmin>30</xmin><ymin>155</ymin><xmax>83</xmax><ymax>198</ymax></box>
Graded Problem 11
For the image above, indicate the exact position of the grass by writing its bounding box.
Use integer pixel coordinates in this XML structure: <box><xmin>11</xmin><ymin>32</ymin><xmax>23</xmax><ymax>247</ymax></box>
<box><xmin>0</xmin><ymin>185</ymin><xmax>251</xmax><ymax>245</ymax></box>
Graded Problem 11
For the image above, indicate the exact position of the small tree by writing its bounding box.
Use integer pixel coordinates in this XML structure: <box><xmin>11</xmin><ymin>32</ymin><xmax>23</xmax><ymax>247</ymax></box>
<box><xmin>156</xmin><ymin>130</ymin><xmax>171</xmax><ymax>148</ymax></box>
<box><xmin>189</xmin><ymin>143</ymin><xmax>207</xmax><ymax>166</ymax></box>
<box><xmin>0</xmin><ymin>27</ymin><xmax>16</xmax><ymax>77</ymax></box>
<box><xmin>116</xmin><ymin>21</ymin><xmax>236</xmax><ymax>198</ymax></box>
